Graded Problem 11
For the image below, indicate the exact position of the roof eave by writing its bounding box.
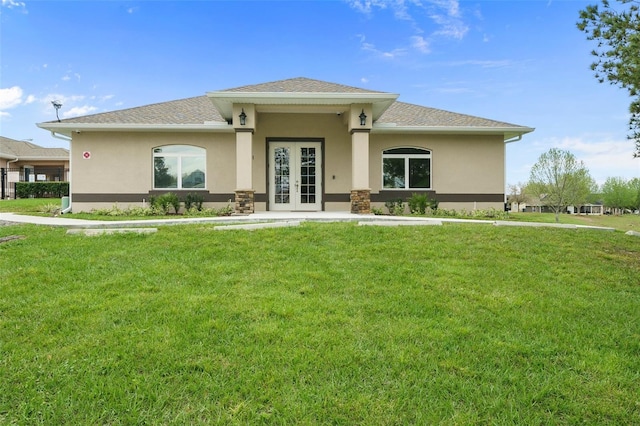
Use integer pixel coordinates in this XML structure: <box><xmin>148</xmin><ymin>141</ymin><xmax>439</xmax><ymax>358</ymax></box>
<box><xmin>37</xmin><ymin>122</ymin><xmax>234</xmax><ymax>137</ymax></box>
<box><xmin>206</xmin><ymin>92</ymin><xmax>399</xmax><ymax>120</ymax></box>
<box><xmin>0</xmin><ymin>151</ymin><xmax>18</xmax><ymax>159</ymax></box>
<box><xmin>9</xmin><ymin>156</ymin><xmax>69</xmax><ymax>161</ymax></box>
<box><xmin>372</xmin><ymin>124</ymin><xmax>535</xmax><ymax>141</ymax></box>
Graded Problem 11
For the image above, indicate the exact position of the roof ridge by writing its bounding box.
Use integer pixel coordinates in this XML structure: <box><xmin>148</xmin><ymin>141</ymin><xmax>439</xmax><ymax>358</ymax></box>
<box><xmin>219</xmin><ymin>77</ymin><xmax>387</xmax><ymax>94</ymax></box>
<box><xmin>0</xmin><ymin>136</ymin><xmax>69</xmax><ymax>157</ymax></box>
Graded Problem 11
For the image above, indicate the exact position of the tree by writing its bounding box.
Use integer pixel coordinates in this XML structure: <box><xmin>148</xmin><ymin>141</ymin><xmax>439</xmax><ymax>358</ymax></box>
<box><xmin>630</xmin><ymin>177</ymin><xmax>640</xmax><ymax>211</ymax></box>
<box><xmin>601</xmin><ymin>176</ymin><xmax>635</xmax><ymax>213</ymax></box>
<box><xmin>577</xmin><ymin>0</ymin><xmax>640</xmax><ymax>157</ymax></box>
<box><xmin>507</xmin><ymin>182</ymin><xmax>528</xmax><ymax>212</ymax></box>
<box><xmin>528</xmin><ymin>148</ymin><xmax>596</xmax><ymax>222</ymax></box>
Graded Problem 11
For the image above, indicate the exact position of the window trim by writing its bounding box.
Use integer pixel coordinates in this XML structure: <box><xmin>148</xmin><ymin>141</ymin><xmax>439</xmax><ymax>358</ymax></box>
<box><xmin>382</xmin><ymin>147</ymin><xmax>432</xmax><ymax>190</ymax></box>
<box><xmin>152</xmin><ymin>144</ymin><xmax>207</xmax><ymax>190</ymax></box>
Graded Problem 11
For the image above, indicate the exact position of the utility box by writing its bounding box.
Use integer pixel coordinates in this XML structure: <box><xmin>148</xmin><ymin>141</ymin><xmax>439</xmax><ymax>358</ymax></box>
<box><xmin>61</xmin><ymin>196</ymin><xmax>70</xmax><ymax>213</ymax></box>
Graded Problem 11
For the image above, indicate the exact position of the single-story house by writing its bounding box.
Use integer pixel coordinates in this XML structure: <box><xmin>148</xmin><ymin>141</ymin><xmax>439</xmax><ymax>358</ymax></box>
<box><xmin>516</xmin><ymin>196</ymin><xmax>604</xmax><ymax>215</ymax></box>
<box><xmin>1</xmin><ymin>136</ymin><xmax>69</xmax><ymax>199</ymax></box>
<box><xmin>37</xmin><ymin>77</ymin><xmax>534</xmax><ymax>214</ymax></box>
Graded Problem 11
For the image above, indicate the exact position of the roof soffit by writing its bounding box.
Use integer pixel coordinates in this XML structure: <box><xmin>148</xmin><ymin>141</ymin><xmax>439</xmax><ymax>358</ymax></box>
<box><xmin>206</xmin><ymin>92</ymin><xmax>399</xmax><ymax>121</ymax></box>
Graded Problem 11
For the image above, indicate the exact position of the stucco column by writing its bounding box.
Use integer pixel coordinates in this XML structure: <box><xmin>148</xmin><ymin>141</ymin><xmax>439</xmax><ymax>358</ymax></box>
<box><xmin>232</xmin><ymin>104</ymin><xmax>256</xmax><ymax>214</ymax></box>
<box><xmin>351</xmin><ymin>129</ymin><xmax>371</xmax><ymax>214</ymax></box>
<box><xmin>234</xmin><ymin>129</ymin><xmax>254</xmax><ymax>214</ymax></box>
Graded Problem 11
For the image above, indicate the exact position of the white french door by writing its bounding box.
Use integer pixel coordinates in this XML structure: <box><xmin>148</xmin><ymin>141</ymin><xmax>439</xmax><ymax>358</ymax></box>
<box><xmin>269</xmin><ymin>141</ymin><xmax>322</xmax><ymax>211</ymax></box>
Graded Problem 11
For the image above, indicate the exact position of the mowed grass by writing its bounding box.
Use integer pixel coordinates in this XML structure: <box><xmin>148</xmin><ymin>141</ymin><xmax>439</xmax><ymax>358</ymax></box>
<box><xmin>508</xmin><ymin>212</ymin><xmax>640</xmax><ymax>232</ymax></box>
<box><xmin>0</xmin><ymin>198</ymin><xmax>56</xmax><ymax>213</ymax></box>
<box><xmin>1</xmin><ymin>221</ymin><xmax>639</xmax><ymax>424</ymax></box>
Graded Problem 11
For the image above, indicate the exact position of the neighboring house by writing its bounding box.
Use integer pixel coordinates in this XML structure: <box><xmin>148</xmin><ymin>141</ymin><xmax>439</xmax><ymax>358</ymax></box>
<box><xmin>517</xmin><ymin>200</ymin><xmax>604</xmax><ymax>215</ymax></box>
<box><xmin>0</xmin><ymin>136</ymin><xmax>69</xmax><ymax>199</ymax></box>
<box><xmin>37</xmin><ymin>77</ymin><xmax>534</xmax><ymax>214</ymax></box>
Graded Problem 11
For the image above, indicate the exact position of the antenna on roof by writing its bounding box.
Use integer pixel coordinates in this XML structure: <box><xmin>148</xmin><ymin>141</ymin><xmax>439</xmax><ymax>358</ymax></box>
<box><xmin>51</xmin><ymin>100</ymin><xmax>62</xmax><ymax>122</ymax></box>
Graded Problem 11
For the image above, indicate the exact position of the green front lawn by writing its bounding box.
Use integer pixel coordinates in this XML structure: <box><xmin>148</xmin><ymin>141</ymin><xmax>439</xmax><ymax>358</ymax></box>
<box><xmin>0</xmin><ymin>198</ymin><xmax>59</xmax><ymax>213</ymax></box>
<box><xmin>1</xmin><ymin>222</ymin><xmax>638</xmax><ymax>424</ymax></box>
<box><xmin>508</xmin><ymin>212</ymin><xmax>640</xmax><ymax>231</ymax></box>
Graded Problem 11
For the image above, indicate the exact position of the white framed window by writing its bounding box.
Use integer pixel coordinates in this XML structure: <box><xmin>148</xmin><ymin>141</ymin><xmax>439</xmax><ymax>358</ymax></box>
<box><xmin>153</xmin><ymin>145</ymin><xmax>206</xmax><ymax>189</ymax></box>
<box><xmin>382</xmin><ymin>147</ymin><xmax>431</xmax><ymax>190</ymax></box>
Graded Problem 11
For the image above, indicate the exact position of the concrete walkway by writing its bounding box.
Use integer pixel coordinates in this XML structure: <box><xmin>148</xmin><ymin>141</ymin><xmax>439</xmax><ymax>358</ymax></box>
<box><xmin>0</xmin><ymin>211</ymin><xmax>623</xmax><ymax>233</ymax></box>
<box><xmin>0</xmin><ymin>211</ymin><xmax>456</xmax><ymax>228</ymax></box>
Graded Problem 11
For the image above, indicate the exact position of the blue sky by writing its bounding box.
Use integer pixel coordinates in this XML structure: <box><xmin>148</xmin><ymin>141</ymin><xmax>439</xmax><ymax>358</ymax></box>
<box><xmin>1</xmin><ymin>0</ymin><xmax>639</xmax><ymax>186</ymax></box>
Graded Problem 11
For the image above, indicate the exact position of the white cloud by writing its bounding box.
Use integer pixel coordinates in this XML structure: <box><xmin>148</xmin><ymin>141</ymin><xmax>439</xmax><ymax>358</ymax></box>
<box><xmin>349</xmin><ymin>0</ymin><xmax>469</xmax><ymax>59</ymax></box>
<box><xmin>1</xmin><ymin>0</ymin><xmax>27</xmax><ymax>13</ymax></box>
<box><xmin>0</xmin><ymin>86</ymin><xmax>23</xmax><ymax>110</ymax></box>
<box><xmin>446</xmin><ymin>59</ymin><xmax>515</xmax><ymax>69</ymax></box>
<box><xmin>411</xmin><ymin>35</ymin><xmax>430</xmax><ymax>53</ymax></box>
<box><xmin>62</xmin><ymin>105</ymin><xmax>98</xmax><ymax>118</ymax></box>
<box><xmin>430</xmin><ymin>11</ymin><xmax>468</xmax><ymax>40</ymax></box>
<box><xmin>359</xmin><ymin>35</ymin><xmax>408</xmax><ymax>59</ymax></box>
<box><xmin>541</xmin><ymin>136</ymin><xmax>640</xmax><ymax>185</ymax></box>
<box><xmin>62</xmin><ymin>72</ymin><xmax>81</xmax><ymax>82</ymax></box>
<box><xmin>346</xmin><ymin>0</ymin><xmax>388</xmax><ymax>15</ymax></box>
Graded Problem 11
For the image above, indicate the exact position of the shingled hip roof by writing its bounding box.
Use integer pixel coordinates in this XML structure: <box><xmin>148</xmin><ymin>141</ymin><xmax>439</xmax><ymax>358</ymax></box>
<box><xmin>37</xmin><ymin>77</ymin><xmax>534</xmax><ymax>140</ymax></box>
<box><xmin>1</xmin><ymin>136</ymin><xmax>69</xmax><ymax>160</ymax></box>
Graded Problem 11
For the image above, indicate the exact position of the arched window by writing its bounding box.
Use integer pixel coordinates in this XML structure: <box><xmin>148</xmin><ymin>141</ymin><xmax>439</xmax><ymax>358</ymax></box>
<box><xmin>153</xmin><ymin>145</ymin><xmax>206</xmax><ymax>189</ymax></box>
<box><xmin>382</xmin><ymin>147</ymin><xmax>431</xmax><ymax>189</ymax></box>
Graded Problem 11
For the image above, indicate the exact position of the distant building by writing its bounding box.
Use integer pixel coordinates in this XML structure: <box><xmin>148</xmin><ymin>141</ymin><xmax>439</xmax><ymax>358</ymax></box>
<box><xmin>0</xmin><ymin>136</ymin><xmax>69</xmax><ymax>199</ymax></box>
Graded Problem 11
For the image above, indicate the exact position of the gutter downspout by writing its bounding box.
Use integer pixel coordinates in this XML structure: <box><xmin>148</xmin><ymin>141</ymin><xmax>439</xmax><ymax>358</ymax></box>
<box><xmin>50</xmin><ymin>131</ymin><xmax>73</xmax><ymax>213</ymax></box>
<box><xmin>503</xmin><ymin>134</ymin><xmax>523</xmax><ymax>208</ymax></box>
<box><xmin>50</xmin><ymin>131</ymin><xmax>71</xmax><ymax>142</ymax></box>
<box><xmin>3</xmin><ymin>157</ymin><xmax>18</xmax><ymax>199</ymax></box>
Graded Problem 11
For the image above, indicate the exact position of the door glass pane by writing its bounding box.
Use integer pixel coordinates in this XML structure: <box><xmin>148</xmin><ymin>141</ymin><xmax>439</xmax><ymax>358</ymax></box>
<box><xmin>409</xmin><ymin>158</ymin><xmax>430</xmax><ymax>188</ymax></box>
<box><xmin>154</xmin><ymin>156</ymin><xmax>178</xmax><ymax>188</ymax></box>
<box><xmin>274</xmin><ymin>147</ymin><xmax>290</xmax><ymax>204</ymax></box>
<box><xmin>383</xmin><ymin>158</ymin><xmax>405</xmax><ymax>188</ymax></box>
<box><xmin>299</xmin><ymin>147</ymin><xmax>316</xmax><ymax>204</ymax></box>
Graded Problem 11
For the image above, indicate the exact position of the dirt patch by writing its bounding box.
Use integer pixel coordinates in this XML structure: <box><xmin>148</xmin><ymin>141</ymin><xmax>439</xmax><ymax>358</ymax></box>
<box><xmin>0</xmin><ymin>235</ymin><xmax>25</xmax><ymax>244</ymax></box>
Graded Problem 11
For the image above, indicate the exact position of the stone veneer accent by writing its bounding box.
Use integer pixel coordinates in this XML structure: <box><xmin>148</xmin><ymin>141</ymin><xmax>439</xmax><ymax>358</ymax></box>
<box><xmin>350</xmin><ymin>189</ymin><xmax>371</xmax><ymax>214</ymax></box>
<box><xmin>235</xmin><ymin>190</ymin><xmax>255</xmax><ymax>214</ymax></box>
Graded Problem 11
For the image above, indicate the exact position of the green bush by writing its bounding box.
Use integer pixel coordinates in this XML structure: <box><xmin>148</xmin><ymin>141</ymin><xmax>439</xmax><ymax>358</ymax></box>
<box><xmin>184</xmin><ymin>192</ymin><xmax>204</xmax><ymax>211</ymax></box>
<box><xmin>408</xmin><ymin>193</ymin><xmax>428</xmax><ymax>215</ymax></box>
<box><xmin>38</xmin><ymin>203</ymin><xmax>60</xmax><ymax>215</ymax></box>
<box><xmin>150</xmin><ymin>193</ymin><xmax>181</xmax><ymax>214</ymax></box>
<box><xmin>384</xmin><ymin>199</ymin><xmax>405</xmax><ymax>215</ymax></box>
<box><xmin>16</xmin><ymin>182</ymin><xmax>69</xmax><ymax>198</ymax></box>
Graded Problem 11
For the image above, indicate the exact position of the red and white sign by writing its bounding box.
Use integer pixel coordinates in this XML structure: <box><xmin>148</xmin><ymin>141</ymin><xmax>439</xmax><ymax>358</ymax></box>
<box><xmin>82</xmin><ymin>151</ymin><xmax>91</xmax><ymax>159</ymax></box>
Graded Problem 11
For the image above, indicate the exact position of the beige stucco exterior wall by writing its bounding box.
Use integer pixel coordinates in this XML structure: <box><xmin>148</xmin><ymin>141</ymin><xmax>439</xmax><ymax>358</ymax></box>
<box><xmin>66</xmin><ymin>116</ymin><xmax>507</xmax><ymax>213</ymax></box>
<box><xmin>369</xmin><ymin>133</ymin><xmax>506</xmax><ymax>210</ymax></box>
<box><xmin>69</xmin><ymin>131</ymin><xmax>237</xmax><ymax>211</ymax></box>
